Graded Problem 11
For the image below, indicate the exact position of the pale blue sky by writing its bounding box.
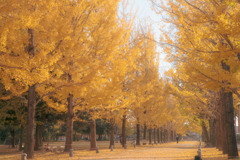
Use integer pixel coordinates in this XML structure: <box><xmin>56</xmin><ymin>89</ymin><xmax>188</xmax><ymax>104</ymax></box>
<box><xmin>126</xmin><ymin>0</ymin><xmax>171</xmax><ymax>77</ymax></box>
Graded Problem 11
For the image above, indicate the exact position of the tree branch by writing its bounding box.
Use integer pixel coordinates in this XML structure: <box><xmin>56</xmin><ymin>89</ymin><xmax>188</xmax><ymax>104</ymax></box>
<box><xmin>143</xmin><ymin>36</ymin><xmax>190</xmax><ymax>54</ymax></box>
<box><xmin>36</xmin><ymin>81</ymin><xmax>88</xmax><ymax>105</ymax></box>
<box><xmin>184</xmin><ymin>0</ymin><xmax>207</xmax><ymax>15</ymax></box>
<box><xmin>0</xmin><ymin>63</ymin><xmax>23</xmax><ymax>69</ymax></box>
<box><xmin>193</xmin><ymin>67</ymin><xmax>221</xmax><ymax>83</ymax></box>
<box><xmin>47</xmin><ymin>40</ymin><xmax>63</xmax><ymax>56</ymax></box>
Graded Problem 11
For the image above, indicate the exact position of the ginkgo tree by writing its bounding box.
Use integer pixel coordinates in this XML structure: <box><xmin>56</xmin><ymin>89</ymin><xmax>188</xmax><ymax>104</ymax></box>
<box><xmin>0</xmin><ymin>1</ymin><xmax>87</xmax><ymax>158</ymax></box>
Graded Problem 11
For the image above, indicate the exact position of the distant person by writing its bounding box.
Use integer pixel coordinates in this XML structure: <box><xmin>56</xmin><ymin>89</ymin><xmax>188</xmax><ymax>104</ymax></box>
<box><xmin>176</xmin><ymin>135</ymin><xmax>179</xmax><ymax>143</ymax></box>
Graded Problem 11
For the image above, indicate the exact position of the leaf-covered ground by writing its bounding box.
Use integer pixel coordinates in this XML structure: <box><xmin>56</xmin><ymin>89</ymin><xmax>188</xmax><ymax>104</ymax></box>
<box><xmin>0</xmin><ymin>141</ymin><xmax>229</xmax><ymax>160</ymax></box>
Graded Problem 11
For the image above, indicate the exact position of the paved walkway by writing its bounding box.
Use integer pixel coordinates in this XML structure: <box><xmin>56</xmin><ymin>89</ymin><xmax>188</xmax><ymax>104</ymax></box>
<box><xmin>95</xmin><ymin>141</ymin><xmax>200</xmax><ymax>160</ymax></box>
<box><xmin>71</xmin><ymin>141</ymin><xmax>228</xmax><ymax>160</ymax></box>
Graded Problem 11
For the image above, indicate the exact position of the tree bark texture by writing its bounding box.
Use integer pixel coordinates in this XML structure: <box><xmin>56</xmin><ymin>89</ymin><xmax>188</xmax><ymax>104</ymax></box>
<box><xmin>173</xmin><ymin>130</ymin><xmax>176</xmax><ymax>141</ymax></box>
<box><xmin>220</xmin><ymin>88</ymin><xmax>238</xmax><ymax>158</ymax></box>
<box><xmin>169</xmin><ymin>130</ymin><xmax>172</xmax><ymax>142</ymax></box>
<box><xmin>143</xmin><ymin>124</ymin><xmax>147</xmax><ymax>140</ymax></box>
<box><xmin>65</xmin><ymin>94</ymin><xmax>74</xmax><ymax>152</ymax></box>
<box><xmin>24</xmin><ymin>85</ymin><xmax>36</xmax><ymax>159</ymax></box>
<box><xmin>160</xmin><ymin>127</ymin><xmax>163</xmax><ymax>143</ymax></box>
<box><xmin>171</xmin><ymin>130</ymin><xmax>174</xmax><ymax>141</ymax></box>
<box><xmin>220</xmin><ymin>55</ymin><xmax>238</xmax><ymax>158</ymax></box>
<box><xmin>157</xmin><ymin>128</ymin><xmax>160</xmax><ymax>143</ymax></box>
<box><xmin>154</xmin><ymin>128</ymin><xmax>157</xmax><ymax>144</ymax></box>
<box><xmin>122</xmin><ymin>115</ymin><xmax>126</xmax><ymax>147</ymax></box>
<box><xmin>11</xmin><ymin>129</ymin><xmax>15</xmax><ymax>148</ymax></box>
<box><xmin>216</xmin><ymin>93</ymin><xmax>223</xmax><ymax>151</ymax></box>
<box><xmin>222</xmin><ymin>100</ymin><xmax>228</xmax><ymax>155</ymax></box>
<box><xmin>238</xmin><ymin>105</ymin><xmax>240</xmax><ymax>134</ymax></box>
<box><xmin>109</xmin><ymin>118</ymin><xmax>115</xmax><ymax>148</ymax></box>
<box><xmin>216</xmin><ymin>110</ymin><xmax>224</xmax><ymax>152</ymax></box>
<box><xmin>136</xmin><ymin>123</ymin><xmax>140</xmax><ymax>145</ymax></box>
<box><xmin>202</xmin><ymin>121</ymin><xmax>210</xmax><ymax>145</ymax></box>
<box><xmin>209</xmin><ymin>118</ymin><xmax>216</xmax><ymax>147</ymax></box>
<box><xmin>148</xmin><ymin>128</ymin><xmax>152</xmax><ymax>144</ymax></box>
<box><xmin>35</xmin><ymin>124</ymin><xmax>43</xmax><ymax>150</ymax></box>
<box><xmin>90</xmin><ymin>119</ymin><xmax>97</xmax><ymax>150</ymax></box>
<box><xmin>164</xmin><ymin>129</ymin><xmax>168</xmax><ymax>143</ymax></box>
<box><xmin>24</xmin><ymin>29</ymin><xmax>36</xmax><ymax>159</ymax></box>
<box><xmin>216</xmin><ymin>116</ymin><xmax>221</xmax><ymax>150</ymax></box>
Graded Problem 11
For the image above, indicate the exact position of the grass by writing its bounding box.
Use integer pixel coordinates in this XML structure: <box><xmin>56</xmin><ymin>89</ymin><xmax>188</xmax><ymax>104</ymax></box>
<box><xmin>0</xmin><ymin>140</ymin><xmax>230</xmax><ymax>160</ymax></box>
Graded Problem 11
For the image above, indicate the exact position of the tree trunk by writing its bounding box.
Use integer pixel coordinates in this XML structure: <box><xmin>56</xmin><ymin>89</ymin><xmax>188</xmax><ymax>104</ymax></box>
<box><xmin>220</xmin><ymin>56</ymin><xmax>238</xmax><ymax>158</ymax></box>
<box><xmin>173</xmin><ymin>130</ymin><xmax>176</xmax><ymax>141</ymax></box>
<box><xmin>216</xmin><ymin>91</ymin><xmax>223</xmax><ymax>151</ymax></box>
<box><xmin>216</xmin><ymin>115</ymin><xmax>221</xmax><ymax>150</ymax></box>
<box><xmin>216</xmin><ymin>90</ymin><xmax>230</xmax><ymax>154</ymax></box>
<box><xmin>164</xmin><ymin>129</ymin><xmax>168</xmax><ymax>143</ymax></box>
<box><xmin>154</xmin><ymin>128</ymin><xmax>157</xmax><ymax>144</ymax></box>
<box><xmin>220</xmin><ymin>88</ymin><xmax>238</xmax><ymax>158</ymax></box>
<box><xmin>11</xmin><ymin>129</ymin><xmax>15</xmax><ymax>148</ymax></box>
<box><xmin>19</xmin><ymin>125</ymin><xmax>24</xmax><ymax>151</ymax></box>
<box><xmin>143</xmin><ymin>124</ymin><xmax>147</xmax><ymax>140</ymax></box>
<box><xmin>35</xmin><ymin>125</ymin><xmax>39</xmax><ymax>150</ymax></box>
<box><xmin>157</xmin><ymin>128</ymin><xmax>160</xmax><ymax>143</ymax></box>
<box><xmin>160</xmin><ymin>127</ymin><xmax>163</xmax><ymax>143</ymax></box>
<box><xmin>171</xmin><ymin>130</ymin><xmax>174</xmax><ymax>141</ymax></box>
<box><xmin>162</xmin><ymin>127</ymin><xmax>164</xmax><ymax>143</ymax></box>
<box><xmin>238</xmin><ymin>105</ymin><xmax>240</xmax><ymax>134</ymax></box>
<box><xmin>148</xmin><ymin>128</ymin><xmax>152</xmax><ymax>144</ymax></box>
<box><xmin>202</xmin><ymin>121</ymin><xmax>210</xmax><ymax>145</ymax></box>
<box><xmin>168</xmin><ymin>129</ymin><xmax>171</xmax><ymax>142</ymax></box>
<box><xmin>168</xmin><ymin>130</ymin><xmax>171</xmax><ymax>142</ymax></box>
<box><xmin>216</xmin><ymin>110</ymin><xmax>224</xmax><ymax>152</ymax></box>
<box><xmin>24</xmin><ymin>28</ymin><xmax>36</xmax><ymax>159</ymax></box>
<box><xmin>122</xmin><ymin>115</ymin><xmax>126</xmax><ymax>147</ymax></box>
<box><xmin>209</xmin><ymin>118</ymin><xmax>216</xmax><ymax>147</ymax></box>
<box><xmin>65</xmin><ymin>94</ymin><xmax>74</xmax><ymax>152</ymax></box>
<box><xmin>90</xmin><ymin>119</ymin><xmax>97</xmax><ymax>150</ymax></box>
<box><xmin>136</xmin><ymin>123</ymin><xmax>140</xmax><ymax>145</ymax></box>
<box><xmin>35</xmin><ymin>124</ymin><xmax>43</xmax><ymax>150</ymax></box>
<box><xmin>109</xmin><ymin>118</ymin><xmax>115</xmax><ymax>148</ymax></box>
<box><xmin>24</xmin><ymin>85</ymin><xmax>36</xmax><ymax>159</ymax></box>
<box><xmin>166</xmin><ymin>129</ymin><xmax>168</xmax><ymax>143</ymax></box>
<box><xmin>163</xmin><ymin>128</ymin><xmax>165</xmax><ymax>143</ymax></box>
<box><xmin>222</xmin><ymin>102</ymin><xmax>228</xmax><ymax>155</ymax></box>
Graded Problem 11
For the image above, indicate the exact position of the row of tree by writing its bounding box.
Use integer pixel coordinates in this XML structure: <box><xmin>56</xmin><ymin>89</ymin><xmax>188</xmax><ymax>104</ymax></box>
<box><xmin>151</xmin><ymin>0</ymin><xmax>240</xmax><ymax>158</ymax></box>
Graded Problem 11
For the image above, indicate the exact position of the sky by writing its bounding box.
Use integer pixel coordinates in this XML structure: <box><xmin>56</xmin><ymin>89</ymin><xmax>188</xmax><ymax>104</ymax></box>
<box><xmin>124</xmin><ymin>0</ymin><xmax>172</xmax><ymax>77</ymax></box>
